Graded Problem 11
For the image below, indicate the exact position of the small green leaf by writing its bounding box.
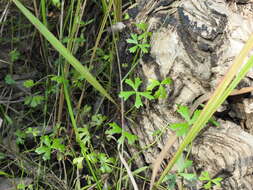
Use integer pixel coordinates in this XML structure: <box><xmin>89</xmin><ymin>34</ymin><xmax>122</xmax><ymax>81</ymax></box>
<box><xmin>122</xmin><ymin>131</ymin><xmax>138</xmax><ymax>145</ymax></box>
<box><xmin>51</xmin><ymin>138</ymin><xmax>65</xmax><ymax>152</ymax></box>
<box><xmin>161</xmin><ymin>78</ymin><xmax>172</xmax><ymax>85</ymax></box>
<box><xmin>179</xmin><ymin>173</ymin><xmax>196</xmax><ymax>181</ymax></box>
<box><xmin>119</xmin><ymin>91</ymin><xmax>135</xmax><ymax>100</ymax></box>
<box><xmin>98</xmin><ymin>153</ymin><xmax>114</xmax><ymax>173</ymax></box>
<box><xmin>189</xmin><ymin>109</ymin><xmax>201</xmax><ymax>125</ymax></box>
<box><xmin>9</xmin><ymin>49</ymin><xmax>20</xmax><ymax>62</ymax></box>
<box><xmin>106</xmin><ymin>122</ymin><xmax>122</xmax><ymax>136</ymax></box>
<box><xmin>212</xmin><ymin>177</ymin><xmax>223</xmax><ymax>185</ymax></box>
<box><xmin>138</xmin><ymin>91</ymin><xmax>154</xmax><ymax>100</ymax></box>
<box><xmin>170</xmin><ymin>123</ymin><xmax>190</xmax><ymax>136</ymax></box>
<box><xmin>204</xmin><ymin>182</ymin><xmax>212</xmax><ymax>189</ymax></box>
<box><xmin>177</xmin><ymin>159</ymin><xmax>193</xmax><ymax>172</ymax></box>
<box><xmin>134</xmin><ymin>94</ymin><xmax>143</xmax><ymax>108</ymax></box>
<box><xmin>51</xmin><ymin>0</ymin><xmax>60</xmax><ymax>8</ymax></box>
<box><xmin>209</xmin><ymin>117</ymin><xmax>220</xmax><ymax>127</ymax></box>
<box><xmin>51</xmin><ymin>75</ymin><xmax>66</xmax><ymax>84</ymax></box>
<box><xmin>43</xmin><ymin>150</ymin><xmax>51</xmax><ymax>161</ymax></box>
<box><xmin>77</xmin><ymin>127</ymin><xmax>90</xmax><ymax>139</ymax></box>
<box><xmin>199</xmin><ymin>171</ymin><xmax>211</xmax><ymax>181</ymax></box>
<box><xmin>158</xmin><ymin>86</ymin><xmax>167</xmax><ymax>99</ymax></box>
<box><xmin>42</xmin><ymin>135</ymin><xmax>51</xmax><ymax>147</ymax></box>
<box><xmin>123</xmin><ymin>13</ymin><xmax>130</xmax><ymax>20</ymax></box>
<box><xmin>136</xmin><ymin>22</ymin><xmax>148</xmax><ymax>31</ymax></box>
<box><xmin>35</xmin><ymin>142</ymin><xmax>52</xmax><ymax>161</ymax></box>
<box><xmin>117</xmin><ymin>135</ymin><xmax>125</xmax><ymax>145</ymax></box>
<box><xmin>177</xmin><ymin>105</ymin><xmax>191</xmax><ymax>122</ymax></box>
<box><xmin>15</xmin><ymin>129</ymin><xmax>26</xmax><ymax>144</ymax></box>
<box><xmin>24</xmin><ymin>95</ymin><xmax>44</xmax><ymax>108</ymax></box>
<box><xmin>90</xmin><ymin>114</ymin><xmax>107</xmax><ymax>127</ymax></box>
<box><xmin>134</xmin><ymin>77</ymin><xmax>142</xmax><ymax>89</ymax></box>
<box><xmin>73</xmin><ymin>157</ymin><xmax>84</xmax><ymax>169</ymax></box>
<box><xmin>126</xmin><ymin>38</ymin><xmax>138</xmax><ymax>44</ymax></box>
<box><xmin>125</xmin><ymin>78</ymin><xmax>137</xmax><ymax>90</ymax></box>
<box><xmin>163</xmin><ymin>174</ymin><xmax>176</xmax><ymax>189</ymax></box>
<box><xmin>87</xmin><ymin>152</ymin><xmax>98</xmax><ymax>163</ymax></box>
<box><xmin>17</xmin><ymin>183</ymin><xmax>26</xmax><ymax>189</ymax></box>
<box><xmin>139</xmin><ymin>44</ymin><xmax>150</xmax><ymax>53</ymax></box>
<box><xmin>129</xmin><ymin>46</ymin><xmax>138</xmax><ymax>53</ymax></box>
<box><xmin>23</xmin><ymin>80</ymin><xmax>35</xmax><ymax>88</ymax></box>
<box><xmin>147</xmin><ymin>79</ymin><xmax>160</xmax><ymax>91</ymax></box>
<box><xmin>25</xmin><ymin>127</ymin><xmax>40</xmax><ymax>137</ymax></box>
<box><xmin>0</xmin><ymin>170</ymin><xmax>12</xmax><ymax>177</ymax></box>
<box><xmin>129</xmin><ymin>33</ymin><xmax>138</xmax><ymax>42</ymax></box>
<box><xmin>35</xmin><ymin>146</ymin><xmax>50</xmax><ymax>154</ymax></box>
<box><xmin>4</xmin><ymin>75</ymin><xmax>16</xmax><ymax>85</ymax></box>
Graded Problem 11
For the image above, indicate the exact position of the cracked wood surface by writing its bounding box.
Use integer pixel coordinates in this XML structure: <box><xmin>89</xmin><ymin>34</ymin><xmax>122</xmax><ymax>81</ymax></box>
<box><xmin>122</xmin><ymin>0</ymin><xmax>253</xmax><ymax>189</ymax></box>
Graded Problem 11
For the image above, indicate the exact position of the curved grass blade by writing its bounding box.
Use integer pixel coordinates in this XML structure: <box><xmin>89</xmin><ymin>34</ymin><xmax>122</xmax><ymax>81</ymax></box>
<box><xmin>12</xmin><ymin>0</ymin><xmax>116</xmax><ymax>104</ymax></box>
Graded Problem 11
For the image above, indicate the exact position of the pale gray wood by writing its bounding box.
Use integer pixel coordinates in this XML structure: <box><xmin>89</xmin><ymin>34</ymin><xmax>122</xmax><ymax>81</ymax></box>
<box><xmin>124</xmin><ymin>0</ymin><xmax>253</xmax><ymax>189</ymax></box>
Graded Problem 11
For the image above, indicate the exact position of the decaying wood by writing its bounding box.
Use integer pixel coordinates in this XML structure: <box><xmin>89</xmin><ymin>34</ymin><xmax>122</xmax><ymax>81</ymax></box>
<box><xmin>122</xmin><ymin>0</ymin><xmax>253</xmax><ymax>189</ymax></box>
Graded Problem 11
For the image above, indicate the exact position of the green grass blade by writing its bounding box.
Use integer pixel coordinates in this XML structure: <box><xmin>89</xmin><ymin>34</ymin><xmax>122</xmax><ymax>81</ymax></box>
<box><xmin>62</xmin><ymin>77</ymin><xmax>102</xmax><ymax>190</ymax></box>
<box><xmin>12</xmin><ymin>0</ymin><xmax>116</xmax><ymax>104</ymax></box>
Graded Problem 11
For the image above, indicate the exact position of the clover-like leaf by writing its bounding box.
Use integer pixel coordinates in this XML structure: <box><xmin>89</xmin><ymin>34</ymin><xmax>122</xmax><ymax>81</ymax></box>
<box><xmin>35</xmin><ymin>146</ymin><xmax>51</xmax><ymax>161</ymax></box>
<box><xmin>147</xmin><ymin>79</ymin><xmax>160</xmax><ymax>91</ymax></box>
<box><xmin>125</xmin><ymin>78</ymin><xmax>142</xmax><ymax>90</ymax></box>
<box><xmin>138</xmin><ymin>91</ymin><xmax>154</xmax><ymax>100</ymax></box>
<box><xmin>134</xmin><ymin>94</ymin><xmax>143</xmax><ymax>108</ymax></box>
<box><xmin>199</xmin><ymin>171</ymin><xmax>211</xmax><ymax>181</ymax></box>
<box><xmin>161</xmin><ymin>78</ymin><xmax>172</xmax><ymax>85</ymax></box>
<box><xmin>177</xmin><ymin>159</ymin><xmax>193</xmax><ymax>172</ymax></box>
<box><xmin>170</xmin><ymin>123</ymin><xmax>190</xmax><ymax>136</ymax></box>
<box><xmin>126</xmin><ymin>34</ymin><xmax>138</xmax><ymax>44</ymax></box>
<box><xmin>51</xmin><ymin>138</ymin><xmax>65</xmax><ymax>152</ymax></box>
<box><xmin>105</xmin><ymin>122</ymin><xmax>122</xmax><ymax>136</ymax></box>
<box><xmin>212</xmin><ymin>177</ymin><xmax>222</xmax><ymax>186</ymax></box>
<box><xmin>136</xmin><ymin>22</ymin><xmax>148</xmax><ymax>32</ymax></box>
<box><xmin>42</xmin><ymin>135</ymin><xmax>51</xmax><ymax>147</ymax></box>
<box><xmin>122</xmin><ymin>131</ymin><xmax>138</xmax><ymax>145</ymax></box>
<box><xmin>119</xmin><ymin>91</ymin><xmax>135</xmax><ymax>100</ymax></box>
<box><xmin>25</xmin><ymin>95</ymin><xmax>44</xmax><ymax>108</ymax></box>
<box><xmin>177</xmin><ymin>105</ymin><xmax>191</xmax><ymax>122</ymax></box>
<box><xmin>23</xmin><ymin>80</ymin><xmax>35</xmax><ymax>88</ymax></box>
<box><xmin>106</xmin><ymin>122</ymin><xmax>137</xmax><ymax>145</ymax></box>
<box><xmin>179</xmin><ymin>173</ymin><xmax>196</xmax><ymax>181</ymax></box>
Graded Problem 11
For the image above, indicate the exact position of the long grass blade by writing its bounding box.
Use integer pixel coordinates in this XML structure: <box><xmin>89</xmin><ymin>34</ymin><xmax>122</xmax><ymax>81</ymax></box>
<box><xmin>12</xmin><ymin>0</ymin><xmax>116</xmax><ymax>104</ymax></box>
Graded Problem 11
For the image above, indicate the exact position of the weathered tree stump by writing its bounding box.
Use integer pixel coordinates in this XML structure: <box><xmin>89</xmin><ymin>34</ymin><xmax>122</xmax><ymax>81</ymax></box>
<box><xmin>122</xmin><ymin>0</ymin><xmax>253</xmax><ymax>189</ymax></box>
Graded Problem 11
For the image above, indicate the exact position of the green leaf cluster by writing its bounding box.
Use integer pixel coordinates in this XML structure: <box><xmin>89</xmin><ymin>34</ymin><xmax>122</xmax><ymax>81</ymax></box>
<box><xmin>170</xmin><ymin>105</ymin><xmax>218</xmax><ymax>136</ymax></box>
<box><xmin>147</xmin><ymin>78</ymin><xmax>172</xmax><ymax>99</ymax></box>
<box><xmin>126</xmin><ymin>22</ymin><xmax>152</xmax><ymax>54</ymax></box>
<box><xmin>199</xmin><ymin>171</ymin><xmax>223</xmax><ymax>189</ymax></box>
<box><xmin>35</xmin><ymin>135</ymin><xmax>65</xmax><ymax>161</ymax></box>
<box><xmin>4</xmin><ymin>75</ymin><xmax>16</xmax><ymax>85</ymax></box>
<box><xmin>73</xmin><ymin>153</ymin><xmax>115</xmax><ymax>173</ymax></box>
<box><xmin>119</xmin><ymin>78</ymin><xmax>154</xmax><ymax>108</ymax></box>
<box><xmin>119</xmin><ymin>77</ymin><xmax>172</xmax><ymax>108</ymax></box>
<box><xmin>9</xmin><ymin>49</ymin><xmax>21</xmax><ymax>62</ymax></box>
<box><xmin>170</xmin><ymin>105</ymin><xmax>201</xmax><ymax>136</ymax></box>
<box><xmin>126</xmin><ymin>34</ymin><xmax>150</xmax><ymax>53</ymax></box>
<box><xmin>105</xmin><ymin>122</ymin><xmax>138</xmax><ymax>145</ymax></box>
<box><xmin>24</xmin><ymin>95</ymin><xmax>44</xmax><ymax>108</ymax></box>
<box><xmin>164</xmin><ymin>159</ymin><xmax>196</xmax><ymax>190</ymax></box>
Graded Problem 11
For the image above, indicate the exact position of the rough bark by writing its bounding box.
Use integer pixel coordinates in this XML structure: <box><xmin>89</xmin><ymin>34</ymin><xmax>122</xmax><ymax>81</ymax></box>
<box><xmin>122</xmin><ymin>0</ymin><xmax>253</xmax><ymax>189</ymax></box>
